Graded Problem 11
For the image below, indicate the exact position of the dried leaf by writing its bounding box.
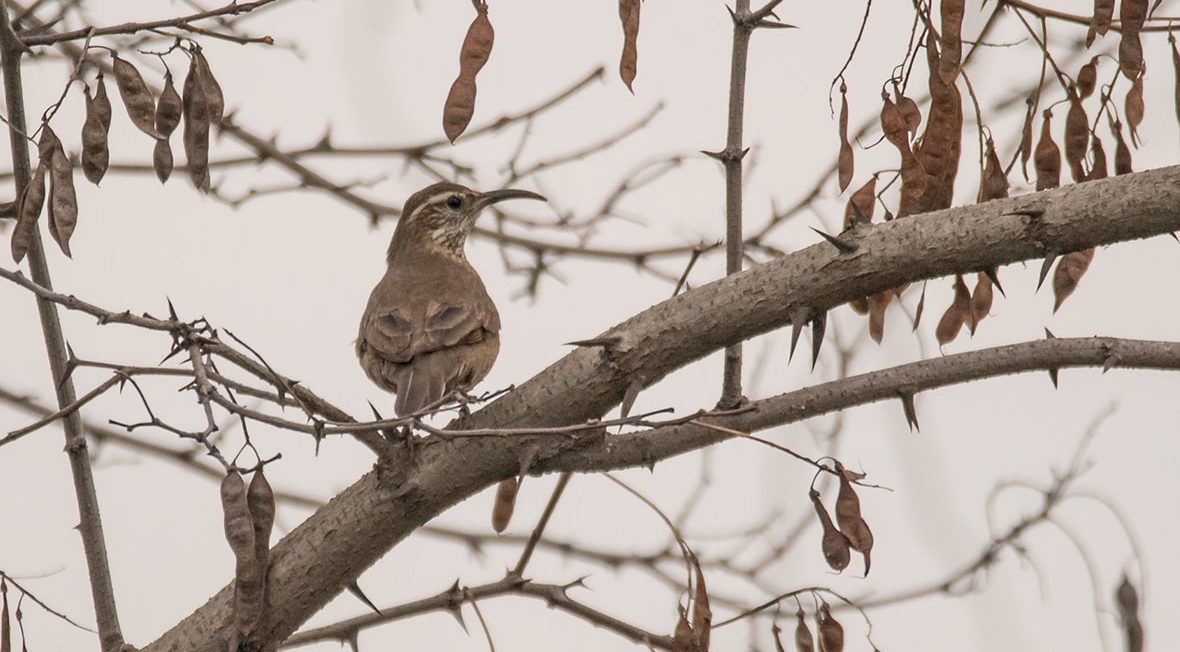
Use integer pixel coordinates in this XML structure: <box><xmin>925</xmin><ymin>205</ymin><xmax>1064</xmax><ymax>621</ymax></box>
<box><xmin>935</xmin><ymin>274</ymin><xmax>970</xmax><ymax>345</ymax></box>
<box><xmin>1034</xmin><ymin>111</ymin><xmax>1061</xmax><ymax>191</ymax></box>
<box><xmin>619</xmin><ymin>0</ymin><xmax>640</xmax><ymax>91</ymax></box>
<box><xmin>816</xmin><ymin>604</ymin><xmax>844</xmax><ymax>652</ymax></box>
<box><xmin>1052</xmin><ymin>248</ymin><xmax>1095</xmax><ymax>312</ymax></box>
<box><xmin>182</xmin><ymin>56</ymin><xmax>212</xmax><ymax>191</ymax></box>
<box><xmin>80</xmin><ymin>74</ymin><xmax>111</xmax><ymax>184</ymax></box>
<box><xmin>843</xmin><ymin>175</ymin><xmax>875</xmax><ymax>230</ymax></box>
<box><xmin>794</xmin><ymin>608</ymin><xmax>814</xmax><ymax>652</ymax></box>
<box><xmin>444</xmin><ymin>3</ymin><xmax>495</xmax><ymax>142</ymax></box>
<box><xmin>838</xmin><ymin>84</ymin><xmax>853</xmax><ymax>192</ymax></box>
<box><xmin>1064</xmin><ymin>94</ymin><xmax>1090</xmax><ymax>182</ymax></box>
<box><xmin>1125</xmin><ymin>72</ymin><xmax>1145</xmax><ymax>148</ymax></box>
<box><xmin>810</xmin><ymin>489</ymin><xmax>850</xmax><ymax>572</ymax></box>
<box><xmin>40</xmin><ymin>126</ymin><xmax>77</xmax><ymax>257</ymax></box>
<box><xmin>834</xmin><ymin>462</ymin><xmax>873</xmax><ymax>575</ymax></box>
<box><xmin>939</xmin><ymin>0</ymin><xmax>965</xmax><ymax>83</ymax></box>
<box><xmin>111</xmin><ymin>54</ymin><xmax>160</xmax><ymax>138</ymax></box>
<box><xmin>10</xmin><ymin>163</ymin><xmax>46</xmax><ymax>263</ymax></box>
<box><xmin>491</xmin><ymin>477</ymin><xmax>518</xmax><ymax>533</ymax></box>
<box><xmin>1077</xmin><ymin>56</ymin><xmax>1099</xmax><ymax>99</ymax></box>
<box><xmin>1118</xmin><ymin>0</ymin><xmax>1147</xmax><ymax>79</ymax></box>
<box><xmin>970</xmin><ymin>272</ymin><xmax>993</xmax><ymax>333</ymax></box>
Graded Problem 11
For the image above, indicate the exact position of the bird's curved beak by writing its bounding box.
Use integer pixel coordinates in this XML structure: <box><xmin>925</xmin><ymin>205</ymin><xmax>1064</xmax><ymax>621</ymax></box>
<box><xmin>473</xmin><ymin>188</ymin><xmax>547</xmax><ymax>211</ymax></box>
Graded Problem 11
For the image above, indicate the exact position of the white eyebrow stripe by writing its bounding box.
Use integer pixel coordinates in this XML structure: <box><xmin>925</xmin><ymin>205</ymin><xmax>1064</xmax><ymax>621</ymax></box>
<box><xmin>407</xmin><ymin>191</ymin><xmax>460</xmax><ymax>221</ymax></box>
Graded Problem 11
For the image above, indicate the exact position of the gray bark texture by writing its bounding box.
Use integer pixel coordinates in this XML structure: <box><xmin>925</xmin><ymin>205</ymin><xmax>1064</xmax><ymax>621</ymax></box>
<box><xmin>143</xmin><ymin>164</ymin><xmax>1180</xmax><ymax>650</ymax></box>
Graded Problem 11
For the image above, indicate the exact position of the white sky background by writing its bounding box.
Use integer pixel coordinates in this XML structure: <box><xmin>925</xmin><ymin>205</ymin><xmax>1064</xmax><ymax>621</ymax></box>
<box><xmin>2</xmin><ymin>0</ymin><xmax>1179</xmax><ymax>650</ymax></box>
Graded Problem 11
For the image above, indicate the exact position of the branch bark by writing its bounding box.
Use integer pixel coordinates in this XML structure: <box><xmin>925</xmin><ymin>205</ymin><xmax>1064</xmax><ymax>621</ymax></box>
<box><xmin>134</xmin><ymin>162</ymin><xmax>1180</xmax><ymax>650</ymax></box>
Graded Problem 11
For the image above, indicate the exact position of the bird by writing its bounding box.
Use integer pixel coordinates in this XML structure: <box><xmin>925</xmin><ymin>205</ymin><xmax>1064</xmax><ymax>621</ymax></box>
<box><xmin>356</xmin><ymin>181</ymin><xmax>545</xmax><ymax>417</ymax></box>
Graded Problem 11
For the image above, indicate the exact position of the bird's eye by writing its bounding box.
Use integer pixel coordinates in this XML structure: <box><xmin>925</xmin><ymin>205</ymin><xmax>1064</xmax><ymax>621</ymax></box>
<box><xmin>446</xmin><ymin>195</ymin><xmax>462</xmax><ymax>209</ymax></box>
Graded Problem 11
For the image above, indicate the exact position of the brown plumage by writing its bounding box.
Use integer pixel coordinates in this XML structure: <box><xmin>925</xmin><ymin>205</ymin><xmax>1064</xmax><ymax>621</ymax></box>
<box><xmin>356</xmin><ymin>182</ymin><xmax>544</xmax><ymax>416</ymax></box>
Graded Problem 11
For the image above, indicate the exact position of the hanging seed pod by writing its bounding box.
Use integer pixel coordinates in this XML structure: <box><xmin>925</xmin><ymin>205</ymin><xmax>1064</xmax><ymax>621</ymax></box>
<box><xmin>837</xmin><ymin>84</ymin><xmax>853</xmax><ymax>192</ymax></box>
<box><xmin>247</xmin><ymin>470</ymin><xmax>276</xmax><ymax>578</ymax></box>
<box><xmin>809</xmin><ymin>489</ymin><xmax>850</xmax><ymax>572</ymax></box>
<box><xmin>913</xmin><ymin>281</ymin><xmax>927</xmax><ymax>331</ymax></box>
<box><xmin>182</xmin><ymin>56</ymin><xmax>212</xmax><ymax>191</ymax></box>
<box><xmin>221</xmin><ymin>472</ymin><xmax>263</xmax><ymax>639</ymax></box>
<box><xmin>152</xmin><ymin>71</ymin><xmax>183</xmax><ymax>183</ymax></box>
<box><xmin>772</xmin><ymin>623</ymin><xmax>788</xmax><ymax>652</ymax></box>
<box><xmin>970</xmin><ymin>272</ymin><xmax>993</xmax><ymax>333</ymax></box>
<box><xmin>843</xmin><ymin>175</ymin><xmax>876</xmax><ymax>230</ymax></box>
<box><xmin>1077</xmin><ymin>56</ymin><xmax>1099</xmax><ymax>99</ymax></box>
<box><xmin>192</xmin><ymin>48</ymin><xmax>224</xmax><ymax>125</ymax></box>
<box><xmin>794</xmin><ymin>607</ymin><xmax>815</xmax><ymax>652</ymax></box>
<box><xmin>672</xmin><ymin>610</ymin><xmax>693</xmax><ymax>651</ymax></box>
<box><xmin>619</xmin><ymin>0</ymin><xmax>640</xmax><ymax>91</ymax></box>
<box><xmin>80</xmin><ymin>75</ymin><xmax>111</xmax><ymax>184</ymax></box>
<box><xmin>816</xmin><ymin>604</ymin><xmax>844</xmax><ymax>652</ymax></box>
<box><xmin>1065</xmin><ymin>93</ymin><xmax>1090</xmax><ymax>183</ymax></box>
<box><xmin>1052</xmin><ymin>248</ymin><xmax>1095</xmax><ymax>312</ymax></box>
<box><xmin>939</xmin><ymin>0</ymin><xmax>965</xmax><ymax>83</ymax></box>
<box><xmin>849</xmin><ymin>297</ymin><xmax>869</xmax><ymax>314</ymax></box>
<box><xmin>111</xmin><ymin>54</ymin><xmax>160</xmax><ymax>138</ymax></box>
<box><xmin>1018</xmin><ymin>97</ymin><xmax>1035</xmax><ymax>181</ymax></box>
<box><xmin>935</xmin><ymin>274</ymin><xmax>970</xmax><ymax>345</ymax></box>
<box><xmin>1088</xmin><ymin>135</ymin><xmax>1108</xmax><ymax>181</ymax></box>
<box><xmin>977</xmin><ymin>137</ymin><xmax>1009</xmax><ymax>202</ymax></box>
<box><xmin>443</xmin><ymin>2</ymin><xmax>494</xmax><ymax>142</ymax></box>
<box><xmin>833</xmin><ymin>463</ymin><xmax>874</xmax><ymax>575</ymax></box>
<box><xmin>1125</xmin><ymin>73</ymin><xmax>1145</xmax><ymax>148</ymax></box>
<box><xmin>1118</xmin><ymin>0</ymin><xmax>1147</xmax><ymax>79</ymax></box>
<box><xmin>1034</xmin><ymin>111</ymin><xmax>1061</xmax><ymax>191</ymax></box>
<box><xmin>882</xmin><ymin>93</ymin><xmax>928</xmax><ymax>207</ymax></box>
<box><xmin>691</xmin><ymin>562</ymin><xmax>711</xmax><ymax>651</ymax></box>
<box><xmin>1116</xmin><ymin>574</ymin><xmax>1144</xmax><ymax>652</ymax></box>
<box><xmin>895</xmin><ymin>91</ymin><xmax>922</xmax><ymax>137</ymax></box>
<box><xmin>1089</xmin><ymin>0</ymin><xmax>1114</xmax><ymax>44</ymax></box>
<box><xmin>866</xmin><ymin>290</ymin><xmax>890</xmax><ymax>344</ymax></box>
<box><xmin>491</xmin><ymin>477</ymin><xmax>518</xmax><ymax>533</ymax></box>
<box><xmin>39</xmin><ymin>126</ymin><xmax>77</xmax><ymax>257</ymax></box>
<box><xmin>1111</xmin><ymin>119</ymin><xmax>1133</xmax><ymax>174</ymax></box>
<box><xmin>10</xmin><ymin>163</ymin><xmax>46</xmax><ymax>263</ymax></box>
<box><xmin>909</xmin><ymin>29</ymin><xmax>962</xmax><ymax>215</ymax></box>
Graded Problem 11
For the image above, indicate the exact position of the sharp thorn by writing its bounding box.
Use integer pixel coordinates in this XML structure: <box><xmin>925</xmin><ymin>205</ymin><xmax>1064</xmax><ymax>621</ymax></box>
<box><xmin>347</xmin><ymin>580</ymin><xmax>382</xmax><ymax>616</ymax></box>
<box><xmin>1103</xmin><ymin>352</ymin><xmax>1120</xmax><ymax>373</ymax></box>
<box><xmin>1037</xmin><ymin>251</ymin><xmax>1059</xmax><ymax>292</ymax></box>
<box><xmin>565</xmin><ymin>336</ymin><xmax>621</xmax><ymax>350</ymax></box>
<box><xmin>983</xmin><ymin>267</ymin><xmax>1005</xmax><ymax>297</ymax></box>
<box><xmin>620</xmin><ymin>377</ymin><xmax>644</xmax><ymax>421</ymax></box>
<box><xmin>788</xmin><ymin>306</ymin><xmax>810</xmax><ymax>362</ymax></box>
<box><xmin>1006</xmin><ymin>207</ymin><xmax>1045</xmax><ymax>219</ymax></box>
<box><xmin>1048</xmin><ymin>367</ymin><xmax>1059</xmax><ymax>388</ymax></box>
<box><xmin>810</xmin><ymin>227</ymin><xmax>858</xmax><ymax>254</ymax></box>
<box><xmin>898</xmin><ymin>390</ymin><xmax>919</xmax><ymax>431</ymax></box>
<box><xmin>1044</xmin><ymin>327</ymin><xmax>1057</xmax><ymax>339</ymax></box>
<box><xmin>700</xmin><ymin>149</ymin><xmax>725</xmax><ymax>161</ymax></box>
<box><xmin>810</xmin><ymin>311</ymin><xmax>827</xmax><ymax>371</ymax></box>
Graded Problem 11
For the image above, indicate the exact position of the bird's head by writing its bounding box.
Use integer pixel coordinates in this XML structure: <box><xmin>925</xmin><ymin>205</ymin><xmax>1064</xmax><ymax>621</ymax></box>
<box><xmin>390</xmin><ymin>182</ymin><xmax>545</xmax><ymax>259</ymax></box>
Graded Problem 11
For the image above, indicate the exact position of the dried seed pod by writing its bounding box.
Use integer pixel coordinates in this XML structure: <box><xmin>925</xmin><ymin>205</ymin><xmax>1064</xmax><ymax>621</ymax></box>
<box><xmin>443</xmin><ymin>3</ymin><xmax>494</xmax><ymax>142</ymax></box>
<box><xmin>970</xmin><ymin>272</ymin><xmax>993</xmax><ymax>333</ymax></box>
<box><xmin>80</xmin><ymin>75</ymin><xmax>111</xmax><ymax>184</ymax></box>
<box><xmin>816</xmin><ymin>604</ymin><xmax>844</xmax><ymax>652</ymax></box>
<box><xmin>1116</xmin><ymin>574</ymin><xmax>1144</xmax><ymax>652</ymax></box>
<box><xmin>691</xmin><ymin>562</ymin><xmax>711</xmax><ymax>651</ymax></box>
<box><xmin>1110</xmin><ymin>119</ymin><xmax>1133</xmax><ymax>175</ymax></box>
<box><xmin>895</xmin><ymin>93</ymin><xmax>922</xmax><ymax>137</ymax></box>
<box><xmin>1052</xmin><ymin>248</ymin><xmax>1095</xmax><ymax>312</ymax></box>
<box><xmin>849</xmin><ymin>297</ymin><xmax>869</xmax><ymax>314</ymax></box>
<box><xmin>866</xmin><ymin>290</ymin><xmax>890</xmax><ymax>344</ymax></box>
<box><xmin>1088</xmin><ymin>135</ymin><xmax>1108</xmax><ymax>181</ymax></box>
<box><xmin>939</xmin><ymin>0</ymin><xmax>965</xmax><ymax>83</ymax></box>
<box><xmin>153</xmin><ymin>139</ymin><xmax>174</xmax><ymax>184</ymax></box>
<box><xmin>935</xmin><ymin>274</ymin><xmax>970</xmax><ymax>345</ymax></box>
<box><xmin>834</xmin><ymin>463</ymin><xmax>874</xmax><ymax>575</ymax></box>
<box><xmin>1064</xmin><ymin>94</ymin><xmax>1090</xmax><ymax>183</ymax></box>
<box><xmin>1018</xmin><ymin>97</ymin><xmax>1035</xmax><ymax>181</ymax></box>
<box><xmin>843</xmin><ymin>175</ymin><xmax>875</xmax><ymax>230</ymax></box>
<box><xmin>111</xmin><ymin>54</ymin><xmax>160</xmax><ymax>138</ymax></box>
<box><xmin>913</xmin><ymin>281</ymin><xmax>927</xmax><ymax>331</ymax></box>
<box><xmin>156</xmin><ymin>71</ymin><xmax>183</xmax><ymax>137</ymax></box>
<box><xmin>491</xmin><ymin>477</ymin><xmax>518</xmax><ymax>533</ymax></box>
<box><xmin>10</xmin><ymin>163</ymin><xmax>46</xmax><ymax>263</ymax></box>
<box><xmin>908</xmin><ymin>29</ymin><xmax>962</xmax><ymax>215</ymax></box>
<box><xmin>619</xmin><ymin>0</ymin><xmax>640</xmax><ymax>91</ymax></box>
<box><xmin>837</xmin><ymin>84</ymin><xmax>853</xmax><ymax>192</ymax></box>
<box><xmin>809</xmin><ymin>489</ymin><xmax>850</xmax><ymax>572</ymax></box>
<box><xmin>192</xmin><ymin>48</ymin><xmax>224</xmax><ymax>125</ymax></box>
<box><xmin>673</xmin><ymin>610</ymin><xmax>693</xmax><ymax>651</ymax></box>
<box><xmin>882</xmin><ymin>93</ymin><xmax>928</xmax><ymax>207</ymax></box>
<box><xmin>247</xmin><ymin>469</ymin><xmax>276</xmax><ymax>577</ymax></box>
<box><xmin>1077</xmin><ymin>56</ymin><xmax>1098</xmax><ymax>99</ymax></box>
<box><xmin>1125</xmin><ymin>73</ymin><xmax>1145</xmax><ymax>148</ymax></box>
<box><xmin>39</xmin><ymin>126</ymin><xmax>78</xmax><ymax>257</ymax></box>
<box><xmin>977</xmin><ymin>137</ymin><xmax>1009</xmax><ymax>202</ymax></box>
<box><xmin>793</xmin><ymin>607</ymin><xmax>814</xmax><ymax>652</ymax></box>
<box><xmin>1118</xmin><ymin>0</ymin><xmax>1147</xmax><ymax>79</ymax></box>
<box><xmin>182</xmin><ymin>56</ymin><xmax>212</xmax><ymax>191</ymax></box>
<box><xmin>221</xmin><ymin>471</ymin><xmax>263</xmax><ymax>639</ymax></box>
<box><xmin>1034</xmin><ymin>111</ymin><xmax>1061</xmax><ymax>191</ymax></box>
<box><xmin>1089</xmin><ymin>0</ymin><xmax>1114</xmax><ymax>44</ymax></box>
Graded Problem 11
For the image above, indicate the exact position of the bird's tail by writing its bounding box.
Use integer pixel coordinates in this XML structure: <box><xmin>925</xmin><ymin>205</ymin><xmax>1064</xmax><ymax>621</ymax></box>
<box><xmin>393</xmin><ymin>359</ymin><xmax>447</xmax><ymax>417</ymax></box>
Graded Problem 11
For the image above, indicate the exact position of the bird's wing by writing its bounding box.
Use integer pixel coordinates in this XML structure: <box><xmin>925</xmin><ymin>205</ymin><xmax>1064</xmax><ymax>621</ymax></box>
<box><xmin>363</xmin><ymin>299</ymin><xmax>498</xmax><ymax>364</ymax></box>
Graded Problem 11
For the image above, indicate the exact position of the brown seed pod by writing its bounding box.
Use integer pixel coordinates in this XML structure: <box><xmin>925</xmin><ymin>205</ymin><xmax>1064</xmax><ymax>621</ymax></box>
<box><xmin>809</xmin><ymin>489</ymin><xmax>850</xmax><ymax>572</ymax></box>
<box><xmin>443</xmin><ymin>3</ymin><xmax>494</xmax><ymax>143</ymax></box>
<box><xmin>1018</xmin><ymin>97</ymin><xmax>1035</xmax><ymax>181</ymax></box>
<box><xmin>939</xmin><ymin>0</ymin><xmax>965</xmax><ymax>83</ymax></box>
<box><xmin>1088</xmin><ymin>135</ymin><xmax>1108</xmax><ymax>181</ymax></box>
<box><xmin>895</xmin><ymin>92</ymin><xmax>922</xmax><ymax>137</ymax></box>
<box><xmin>1111</xmin><ymin>119</ymin><xmax>1133</xmax><ymax>175</ymax></box>
<box><xmin>1118</xmin><ymin>0</ymin><xmax>1147</xmax><ymax>79</ymax></box>
<box><xmin>970</xmin><ymin>272</ymin><xmax>993</xmax><ymax>334</ymax></box>
<box><xmin>247</xmin><ymin>469</ymin><xmax>276</xmax><ymax>579</ymax></box>
<box><xmin>935</xmin><ymin>274</ymin><xmax>970</xmax><ymax>345</ymax></box>
<box><xmin>794</xmin><ymin>607</ymin><xmax>814</xmax><ymax>652</ymax></box>
<box><xmin>977</xmin><ymin>137</ymin><xmax>1009</xmax><ymax>202</ymax></box>
<box><xmin>156</xmin><ymin>71</ymin><xmax>183</xmax><ymax>137</ymax></box>
<box><xmin>1115</xmin><ymin>573</ymin><xmax>1144</xmax><ymax>652</ymax></box>
<box><xmin>673</xmin><ymin>610</ymin><xmax>693</xmax><ymax>651</ymax></box>
<box><xmin>111</xmin><ymin>54</ymin><xmax>160</xmax><ymax>138</ymax></box>
<box><xmin>1089</xmin><ymin>0</ymin><xmax>1114</xmax><ymax>44</ymax></box>
<box><xmin>908</xmin><ymin>29</ymin><xmax>961</xmax><ymax>216</ymax></box>
<box><xmin>843</xmin><ymin>175</ymin><xmax>876</xmax><ymax>230</ymax></box>
<box><xmin>1052</xmin><ymin>248</ymin><xmax>1095</xmax><ymax>312</ymax></box>
<box><xmin>619</xmin><ymin>0</ymin><xmax>640</xmax><ymax>92</ymax></box>
<box><xmin>153</xmin><ymin>139</ymin><xmax>174</xmax><ymax>184</ymax></box>
<box><xmin>491</xmin><ymin>477</ymin><xmax>518</xmax><ymax>533</ymax></box>
<box><xmin>691</xmin><ymin>561</ymin><xmax>711</xmax><ymax>651</ymax></box>
<box><xmin>1077</xmin><ymin>56</ymin><xmax>1099</xmax><ymax>99</ymax></box>
<box><xmin>1034</xmin><ymin>111</ymin><xmax>1061</xmax><ymax>191</ymax></box>
<box><xmin>882</xmin><ymin>92</ymin><xmax>928</xmax><ymax>209</ymax></box>
<box><xmin>1064</xmin><ymin>94</ymin><xmax>1090</xmax><ymax>183</ymax></box>
<box><xmin>81</xmin><ymin>75</ymin><xmax>111</xmax><ymax>185</ymax></box>
<box><xmin>39</xmin><ymin>126</ymin><xmax>78</xmax><ymax>257</ymax></box>
<box><xmin>833</xmin><ymin>462</ymin><xmax>873</xmax><ymax>575</ymax></box>
<box><xmin>182</xmin><ymin>56</ymin><xmax>212</xmax><ymax>191</ymax></box>
<box><xmin>10</xmin><ymin>163</ymin><xmax>46</xmax><ymax>263</ymax></box>
<box><xmin>192</xmin><ymin>48</ymin><xmax>225</xmax><ymax>125</ymax></box>
<box><xmin>221</xmin><ymin>471</ymin><xmax>263</xmax><ymax>639</ymax></box>
<box><xmin>816</xmin><ymin>604</ymin><xmax>844</xmax><ymax>652</ymax></box>
<box><xmin>1125</xmin><ymin>72</ymin><xmax>1145</xmax><ymax>148</ymax></box>
<box><xmin>837</xmin><ymin>84</ymin><xmax>853</xmax><ymax>192</ymax></box>
<box><xmin>866</xmin><ymin>290</ymin><xmax>890</xmax><ymax>344</ymax></box>
<box><xmin>913</xmin><ymin>281</ymin><xmax>927</xmax><ymax>331</ymax></box>
<box><xmin>849</xmin><ymin>297</ymin><xmax>869</xmax><ymax>314</ymax></box>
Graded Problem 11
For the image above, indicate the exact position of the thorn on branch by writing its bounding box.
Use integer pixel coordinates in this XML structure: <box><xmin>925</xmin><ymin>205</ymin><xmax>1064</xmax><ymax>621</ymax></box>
<box><xmin>810</xmin><ymin>310</ymin><xmax>827</xmax><ymax>371</ymax></box>
<box><xmin>788</xmin><ymin>306</ymin><xmax>810</xmax><ymax>362</ymax></box>
<box><xmin>898</xmin><ymin>390</ymin><xmax>919</xmax><ymax>431</ymax></box>
<box><xmin>983</xmin><ymin>267</ymin><xmax>1005</xmax><ymax>297</ymax></box>
<box><xmin>1037</xmin><ymin>251</ymin><xmax>1059</xmax><ymax>292</ymax></box>
<box><xmin>810</xmin><ymin>227</ymin><xmax>858</xmax><ymax>254</ymax></box>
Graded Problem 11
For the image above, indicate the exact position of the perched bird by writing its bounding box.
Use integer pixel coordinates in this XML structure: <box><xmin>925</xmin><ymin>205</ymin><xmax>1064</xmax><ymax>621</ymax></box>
<box><xmin>356</xmin><ymin>182</ymin><xmax>545</xmax><ymax>416</ymax></box>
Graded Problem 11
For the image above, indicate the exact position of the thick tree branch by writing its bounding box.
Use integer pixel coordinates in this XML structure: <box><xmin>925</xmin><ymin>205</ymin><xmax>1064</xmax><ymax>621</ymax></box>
<box><xmin>139</xmin><ymin>163</ymin><xmax>1180</xmax><ymax>651</ymax></box>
